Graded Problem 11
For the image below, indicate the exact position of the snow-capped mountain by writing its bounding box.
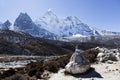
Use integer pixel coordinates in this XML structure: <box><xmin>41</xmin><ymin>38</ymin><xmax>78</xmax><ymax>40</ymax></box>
<box><xmin>59</xmin><ymin>16</ymin><xmax>95</xmax><ymax>37</ymax></box>
<box><xmin>35</xmin><ymin>10</ymin><xmax>120</xmax><ymax>38</ymax></box>
<box><xmin>35</xmin><ymin>10</ymin><xmax>61</xmax><ymax>36</ymax></box>
<box><xmin>0</xmin><ymin>20</ymin><xmax>11</xmax><ymax>30</ymax></box>
<box><xmin>91</xmin><ymin>27</ymin><xmax>120</xmax><ymax>36</ymax></box>
<box><xmin>10</xmin><ymin>10</ymin><xmax>120</xmax><ymax>40</ymax></box>
<box><xmin>14</xmin><ymin>13</ymin><xmax>57</xmax><ymax>39</ymax></box>
<box><xmin>35</xmin><ymin>11</ymin><xmax>94</xmax><ymax>37</ymax></box>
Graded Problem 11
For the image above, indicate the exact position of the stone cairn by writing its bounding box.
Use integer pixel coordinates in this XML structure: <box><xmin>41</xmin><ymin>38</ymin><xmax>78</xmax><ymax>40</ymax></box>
<box><xmin>65</xmin><ymin>45</ymin><xmax>90</xmax><ymax>74</ymax></box>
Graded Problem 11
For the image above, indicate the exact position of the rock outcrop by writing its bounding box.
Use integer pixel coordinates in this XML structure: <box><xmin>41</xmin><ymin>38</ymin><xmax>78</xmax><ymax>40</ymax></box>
<box><xmin>65</xmin><ymin>47</ymin><xmax>90</xmax><ymax>74</ymax></box>
<box><xmin>96</xmin><ymin>47</ymin><xmax>120</xmax><ymax>62</ymax></box>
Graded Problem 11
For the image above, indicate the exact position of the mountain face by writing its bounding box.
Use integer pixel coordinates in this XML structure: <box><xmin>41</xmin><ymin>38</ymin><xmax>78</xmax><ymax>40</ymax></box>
<box><xmin>35</xmin><ymin>11</ymin><xmax>119</xmax><ymax>38</ymax></box>
<box><xmin>0</xmin><ymin>20</ymin><xmax>11</xmax><ymax>30</ymax></box>
<box><xmin>14</xmin><ymin>13</ymin><xmax>57</xmax><ymax>40</ymax></box>
<box><xmin>9</xmin><ymin>11</ymin><xmax>119</xmax><ymax>40</ymax></box>
<box><xmin>0</xmin><ymin>30</ymin><xmax>72</xmax><ymax>55</ymax></box>
<box><xmin>35</xmin><ymin>11</ymin><xmax>94</xmax><ymax>37</ymax></box>
<box><xmin>90</xmin><ymin>27</ymin><xmax>120</xmax><ymax>36</ymax></box>
<box><xmin>35</xmin><ymin>11</ymin><xmax>61</xmax><ymax>36</ymax></box>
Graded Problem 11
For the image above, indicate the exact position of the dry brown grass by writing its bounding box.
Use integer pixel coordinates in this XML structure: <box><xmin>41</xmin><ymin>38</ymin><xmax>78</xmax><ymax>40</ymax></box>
<box><xmin>83</xmin><ymin>49</ymin><xmax>99</xmax><ymax>63</ymax></box>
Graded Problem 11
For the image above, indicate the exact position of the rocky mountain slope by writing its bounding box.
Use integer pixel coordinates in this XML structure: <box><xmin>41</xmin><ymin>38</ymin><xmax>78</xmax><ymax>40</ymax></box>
<box><xmin>1</xmin><ymin>11</ymin><xmax>120</xmax><ymax>40</ymax></box>
<box><xmin>35</xmin><ymin>11</ymin><xmax>94</xmax><ymax>37</ymax></box>
<box><xmin>14</xmin><ymin>13</ymin><xmax>57</xmax><ymax>40</ymax></box>
<box><xmin>0</xmin><ymin>29</ymin><xmax>120</xmax><ymax>56</ymax></box>
<box><xmin>0</xmin><ymin>30</ymin><xmax>72</xmax><ymax>55</ymax></box>
<box><xmin>35</xmin><ymin>10</ymin><xmax>120</xmax><ymax>38</ymax></box>
<box><xmin>0</xmin><ymin>20</ymin><xmax>11</xmax><ymax>30</ymax></box>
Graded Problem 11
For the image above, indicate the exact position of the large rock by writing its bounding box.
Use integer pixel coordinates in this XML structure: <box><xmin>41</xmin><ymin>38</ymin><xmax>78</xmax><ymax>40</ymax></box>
<box><xmin>65</xmin><ymin>48</ymin><xmax>90</xmax><ymax>74</ymax></box>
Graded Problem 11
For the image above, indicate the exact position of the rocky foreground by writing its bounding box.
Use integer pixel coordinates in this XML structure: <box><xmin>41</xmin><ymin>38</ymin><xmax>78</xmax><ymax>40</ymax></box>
<box><xmin>50</xmin><ymin>61</ymin><xmax>120</xmax><ymax>80</ymax></box>
<box><xmin>50</xmin><ymin>47</ymin><xmax>120</xmax><ymax>80</ymax></box>
<box><xmin>0</xmin><ymin>47</ymin><xmax>120</xmax><ymax>80</ymax></box>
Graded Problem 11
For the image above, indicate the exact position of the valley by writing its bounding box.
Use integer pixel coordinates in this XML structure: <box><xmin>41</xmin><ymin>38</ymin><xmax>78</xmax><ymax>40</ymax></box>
<box><xmin>0</xmin><ymin>7</ymin><xmax>120</xmax><ymax>80</ymax></box>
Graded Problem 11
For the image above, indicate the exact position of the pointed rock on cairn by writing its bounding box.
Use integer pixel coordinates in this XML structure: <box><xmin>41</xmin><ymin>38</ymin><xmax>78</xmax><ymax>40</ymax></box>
<box><xmin>65</xmin><ymin>46</ymin><xmax>90</xmax><ymax>74</ymax></box>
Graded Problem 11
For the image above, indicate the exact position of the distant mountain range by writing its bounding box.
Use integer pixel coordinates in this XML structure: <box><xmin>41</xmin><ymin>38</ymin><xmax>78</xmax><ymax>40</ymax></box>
<box><xmin>0</xmin><ymin>10</ymin><xmax>120</xmax><ymax>40</ymax></box>
<box><xmin>0</xmin><ymin>11</ymin><xmax>120</xmax><ymax>56</ymax></box>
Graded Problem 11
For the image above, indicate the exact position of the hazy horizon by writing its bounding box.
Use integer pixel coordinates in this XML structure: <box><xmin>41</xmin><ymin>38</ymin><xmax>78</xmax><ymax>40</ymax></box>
<box><xmin>0</xmin><ymin>0</ymin><xmax>120</xmax><ymax>32</ymax></box>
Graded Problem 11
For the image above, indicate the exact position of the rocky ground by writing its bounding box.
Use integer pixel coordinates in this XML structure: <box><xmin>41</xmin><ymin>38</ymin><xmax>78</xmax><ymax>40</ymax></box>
<box><xmin>0</xmin><ymin>55</ymin><xmax>60</xmax><ymax>69</ymax></box>
<box><xmin>0</xmin><ymin>47</ymin><xmax>120</xmax><ymax>80</ymax></box>
<box><xmin>50</xmin><ymin>61</ymin><xmax>120</xmax><ymax>80</ymax></box>
<box><xmin>49</xmin><ymin>47</ymin><xmax>120</xmax><ymax>80</ymax></box>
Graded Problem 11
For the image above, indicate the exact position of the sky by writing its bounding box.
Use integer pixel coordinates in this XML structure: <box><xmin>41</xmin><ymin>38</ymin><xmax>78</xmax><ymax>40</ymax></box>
<box><xmin>0</xmin><ymin>0</ymin><xmax>120</xmax><ymax>32</ymax></box>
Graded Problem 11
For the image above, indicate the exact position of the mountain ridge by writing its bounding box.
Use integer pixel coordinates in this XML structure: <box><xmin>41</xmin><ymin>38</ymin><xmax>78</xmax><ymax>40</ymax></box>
<box><xmin>14</xmin><ymin>12</ymin><xmax>57</xmax><ymax>40</ymax></box>
<box><xmin>0</xmin><ymin>11</ymin><xmax>120</xmax><ymax>40</ymax></box>
<box><xmin>35</xmin><ymin>10</ymin><xmax>120</xmax><ymax>38</ymax></box>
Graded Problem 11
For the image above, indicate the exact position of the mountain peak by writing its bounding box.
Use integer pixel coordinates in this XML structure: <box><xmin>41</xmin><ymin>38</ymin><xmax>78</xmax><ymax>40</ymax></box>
<box><xmin>0</xmin><ymin>20</ymin><xmax>11</xmax><ymax>30</ymax></box>
<box><xmin>42</xmin><ymin>10</ymin><xmax>60</xmax><ymax>24</ymax></box>
<box><xmin>13</xmin><ymin>11</ymin><xmax>120</xmax><ymax>39</ymax></box>
<box><xmin>43</xmin><ymin>10</ymin><xmax>58</xmax><ymax>19</ymax></box>
<box><xmin>14</xmin><ymin>12</ymin><xmax>33</xmax><ymax>30</ymax></box>
<box><xmin>18</xmin><ymin>12</ymin><xmax>32</xmax><ymax>21</ymax></box>
<box><xmin>47</xmin><ymin>8</ymin><xmax>52</xmax><ymax>12</ymax></box>
<box><xmin>3</xmin><ymin>20</ymin><xmax>11</xmax><ymax>27</ymax></box>
<box><xmin>46</xmin><ymin>9</ymin><xmax>55</xmax><ymax>15</ymax></box>
<box><xmin>19</xmin><ymin>12</ymin><xmax>28</xmax><ymax>17</ymax></box>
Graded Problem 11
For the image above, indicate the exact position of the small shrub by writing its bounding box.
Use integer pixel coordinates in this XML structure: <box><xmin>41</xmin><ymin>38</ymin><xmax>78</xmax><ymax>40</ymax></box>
<box><xmin>26</xmin><ymin>61</ymin><xmax>44</xmax><ymax>78</ymax></box>
<box><xmin>43</xmin><ymin>61</ymin><xmax>60</xmax><ymax>73</ymax></box>
<box><xmin>28</xmin><ymin>68</ymin><xmax>37</xmax><ymax>77</ymax></box>
<box><xmin>56</xmin><ymin>55</ymin><xmax>71</xmax><ymax>68</ymax></box>
<box><xmin>35</xmin><ymin>72</ymin><xmax>42</xmax><ymax>79</ymax></box>
<box><xmin>83</xmin><ymin>49</ymin><xmax>99</xmax><ymax>63</ymax></box>
<box><xmin>4</xmin><ymin>73</ymin><xmax>27</xmax><ymax>80</ymax></box>
<box><xmin>1</xmin><ymin>68</ymin><xmax>16</xmax><ymax>78</ymax></box>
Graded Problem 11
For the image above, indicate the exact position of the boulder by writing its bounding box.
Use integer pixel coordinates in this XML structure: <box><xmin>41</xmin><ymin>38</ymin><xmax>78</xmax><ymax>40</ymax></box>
<box><xmin>97</xmin><ymin>52</ymin><xmax>108</xmax><ymax>62</ymax></box>
<box><xmin>65</xmin><ymin>48</ymin><xmax>90</xmax><ymax>74</ymax></box>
